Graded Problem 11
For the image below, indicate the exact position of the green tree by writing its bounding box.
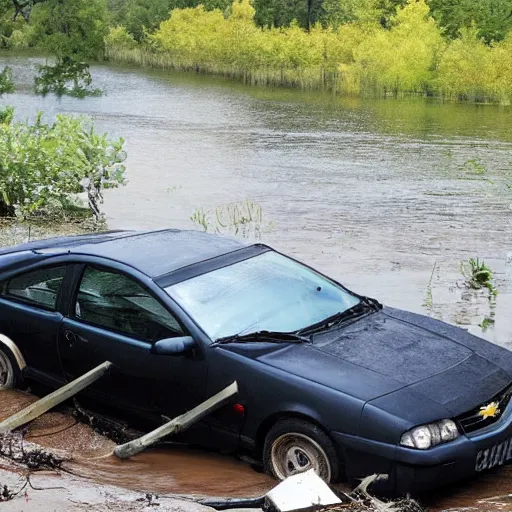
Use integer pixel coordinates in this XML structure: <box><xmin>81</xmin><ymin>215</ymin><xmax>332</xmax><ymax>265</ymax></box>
<box><xmin>321</xmin><ymin>0</ymin><xmax>381</xmax><ymax>27</ymax></box>
<box><xmin>28</xmin><ymin>0</ymin><xmax>108</xmax><ymax>96</ymax></box>
<box><xmin>253</xmin><ymin>0</ymin><xmax>323</xmax><ymax>29</ymax></box>
<box><xmin>32</xmin><ymin>0</ymin><xmax>108</xmax><ymax>60</ymax></box>
<box><xmin>428</xmin><ymin>0</ymin><xmax>512</xmax><ymax>42</ymax></box>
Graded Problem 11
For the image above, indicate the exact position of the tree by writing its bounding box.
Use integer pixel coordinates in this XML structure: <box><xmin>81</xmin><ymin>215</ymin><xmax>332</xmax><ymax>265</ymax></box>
<box><xmin>32</xmin><ymin>0</ymin><xmax>108</xmax><ymax>60</ymax></box>
<box><xmin>28</xmin><ymin>0</ymin><xmax>108</xmax><ymax>96</ymax></box>
<box><xmin>252</xmin><ymin>0</ymin><xmax>323</xmax><ymax>29</ymax></box>
<box><xmin>428</xmin><ymin>0</ymin><xmax>512</xmax><ymax>42</ymax></box>
<box><xmin>321</xmin><ymin>0</ymin><xmax>381</xmax><ymax>27</ymax></box>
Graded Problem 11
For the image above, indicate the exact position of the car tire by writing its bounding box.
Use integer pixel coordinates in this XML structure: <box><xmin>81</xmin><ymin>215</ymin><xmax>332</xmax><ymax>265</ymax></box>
<box><xmin>0</xmin><ymin>345</ymin><xmax>19</xmax><ymax>390</ymax></box>
<box><xmin>263</xmin><ymin>418</ymin><xmax>341</xmax><ymax>483</ymax></box>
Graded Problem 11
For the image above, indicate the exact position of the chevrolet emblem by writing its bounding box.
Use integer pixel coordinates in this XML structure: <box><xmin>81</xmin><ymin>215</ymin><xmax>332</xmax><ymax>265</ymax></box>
<box><xmin>479</xmin><ymin>402</ymin><xmax>500</xmax><ymax>420</ymax></box>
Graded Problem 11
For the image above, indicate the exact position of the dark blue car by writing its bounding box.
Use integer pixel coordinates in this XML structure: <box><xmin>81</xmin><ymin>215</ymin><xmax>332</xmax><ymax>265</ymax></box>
<box><xmin>0</xmin><ymin>229</ymin><xmax>511</xmax><ymax>495</ymax></box>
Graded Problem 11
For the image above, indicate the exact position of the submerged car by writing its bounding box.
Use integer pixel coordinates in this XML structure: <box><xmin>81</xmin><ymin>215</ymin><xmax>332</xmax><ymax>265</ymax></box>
<box><xmin>0</xmin><ymin>229</ymin><xmax>512</xmax><ymax>494</ymax></box>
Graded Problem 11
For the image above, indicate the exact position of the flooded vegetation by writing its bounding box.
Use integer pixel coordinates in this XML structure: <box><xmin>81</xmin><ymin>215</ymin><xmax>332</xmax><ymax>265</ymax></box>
<box><xmin>0</xmin><ymin>54</ymin><xmax>512</xmax><ymax>510</ymax></box>
<box><xmin>105</xmin><ymin>1</ymin><xmax>512</xmax><ymax>104</ymax></box>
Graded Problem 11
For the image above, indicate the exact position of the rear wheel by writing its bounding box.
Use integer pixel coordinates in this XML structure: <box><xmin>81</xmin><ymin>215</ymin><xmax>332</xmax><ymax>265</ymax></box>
<box><xmin>0</xmin><ymin>346</ymin><xmax>17</xmax><ymax>390</ymax></box>
<box><xmin>263</xmin><ymin>418</ymin><xmax>341</xmax><ymax>483</ymax></box>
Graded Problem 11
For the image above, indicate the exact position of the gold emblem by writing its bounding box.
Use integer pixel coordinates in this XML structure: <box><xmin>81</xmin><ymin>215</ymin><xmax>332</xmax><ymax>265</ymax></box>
<box><xmin>479</xmin><ymin>402</ymin><xmax>500</xmax><ymax>420</ymax></box>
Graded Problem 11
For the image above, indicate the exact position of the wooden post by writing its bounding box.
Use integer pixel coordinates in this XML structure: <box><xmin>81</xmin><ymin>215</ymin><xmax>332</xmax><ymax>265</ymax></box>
<box><xmin>0</xmin><ymin>361</ymin><xmax>113</xmax><ymax>434</ymax></box>
<box><xmin>114</xmin><ymin>381</ymin><xmax>238</xmax><ymax>459</ymax></box>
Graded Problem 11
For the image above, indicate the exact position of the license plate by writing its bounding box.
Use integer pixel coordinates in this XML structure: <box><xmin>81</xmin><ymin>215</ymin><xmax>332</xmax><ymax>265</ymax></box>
<box><xmin>476</xmin><ymin>438</ymin><xmax>512</xmax><ymax>472</ymax></box>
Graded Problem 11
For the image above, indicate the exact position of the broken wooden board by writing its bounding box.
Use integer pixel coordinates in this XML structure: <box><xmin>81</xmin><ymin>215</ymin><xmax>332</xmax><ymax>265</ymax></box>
<box><xmin>0</xmin><ymin>361</ymin><xmax>113</xmax><ymax>435</ymax></box>
<box><xmin>114</xmin><ymin>381</ymin><xmax>238</xmax><ymax>459</ymax></box>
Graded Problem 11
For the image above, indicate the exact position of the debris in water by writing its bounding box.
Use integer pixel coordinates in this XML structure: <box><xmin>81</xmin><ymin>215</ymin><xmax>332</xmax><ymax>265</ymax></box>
<box><xmin>0</xmin><ymin>433</ymin><xmax>66</xmax><ymax>470</ymax></box>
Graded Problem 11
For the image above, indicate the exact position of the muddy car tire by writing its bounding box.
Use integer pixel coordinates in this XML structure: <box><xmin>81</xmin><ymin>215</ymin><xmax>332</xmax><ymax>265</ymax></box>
<box><xmin>263</xmin><ymin>418</ymin><xmax>341</xmax><ymax>483</ymax></box>
<box><xmin>0</xmin><ymin>346</ymin><xmax>19</xmax><ymax>390</ymax></box>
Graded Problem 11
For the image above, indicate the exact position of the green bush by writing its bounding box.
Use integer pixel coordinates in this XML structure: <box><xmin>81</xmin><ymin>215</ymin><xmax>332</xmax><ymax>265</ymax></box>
<box><xmin>0</xmin><ymin>108</ymin><xmax>127</xmax><ymax>220</ymax></box>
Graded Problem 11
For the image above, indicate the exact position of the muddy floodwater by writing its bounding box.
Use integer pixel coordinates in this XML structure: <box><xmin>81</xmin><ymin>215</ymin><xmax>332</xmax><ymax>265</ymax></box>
<box><xmin>1</xmin><ymin>54</ymin><xmax>512</xmax><ymax>509</ymax></box>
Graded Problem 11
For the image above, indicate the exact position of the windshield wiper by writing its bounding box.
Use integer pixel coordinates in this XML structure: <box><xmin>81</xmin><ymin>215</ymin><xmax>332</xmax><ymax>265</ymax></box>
<box><xmin>213</xmin><ymin>330</ymin><xmax>311</xmax><ymax>346</ymax></box>
<box><xmin>297</xmin><ymin>297</ymin><xmax>381</xmax><ymax>336</ymax></box>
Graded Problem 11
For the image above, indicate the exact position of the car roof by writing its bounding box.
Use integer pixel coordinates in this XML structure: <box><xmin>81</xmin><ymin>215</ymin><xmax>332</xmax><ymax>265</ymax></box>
<box><xmin>0</xmin><ymin>229</ymin><xmax>248</xmax><ymax>278</ymax></box>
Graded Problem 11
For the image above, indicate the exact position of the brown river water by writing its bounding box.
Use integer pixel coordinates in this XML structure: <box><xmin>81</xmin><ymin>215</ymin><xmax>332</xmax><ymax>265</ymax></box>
<box><xmin>1</xmin><ymin>54</ymin><xmax>512</xmax><ymax>509</ymax></box>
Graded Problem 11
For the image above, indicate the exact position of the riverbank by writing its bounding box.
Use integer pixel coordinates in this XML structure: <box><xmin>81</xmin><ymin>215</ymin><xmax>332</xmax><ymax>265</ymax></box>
<box><xmin>103</xmin><ymin>1</ymin><xmax>512</xmax><ymax>105</ymax></box>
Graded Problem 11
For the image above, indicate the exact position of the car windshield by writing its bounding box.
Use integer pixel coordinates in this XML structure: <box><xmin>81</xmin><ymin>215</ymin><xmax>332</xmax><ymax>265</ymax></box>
<box><xmin>165</xmin><ymin>251</ymin><xmax>360</xmax><ymax>341</ymax></box>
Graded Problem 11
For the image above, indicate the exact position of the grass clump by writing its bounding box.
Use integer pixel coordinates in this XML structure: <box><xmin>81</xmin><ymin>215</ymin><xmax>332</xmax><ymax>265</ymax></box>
<box><xmin>190</xmin><ymin>199</ymin><xmax>273</xmax><ymax>238</ymax></box>
<box><xmin>460</xmin><ymin>258</ymin><xmax>498</xmax><ymax>296</ymax></box>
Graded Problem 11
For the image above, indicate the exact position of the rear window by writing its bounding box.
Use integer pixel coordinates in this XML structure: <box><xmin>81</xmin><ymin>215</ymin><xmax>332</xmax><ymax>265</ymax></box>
<box><xmin>2</xmin><ymin>266</ymin><xmax>67</xmax><ymax>310</ymax></box>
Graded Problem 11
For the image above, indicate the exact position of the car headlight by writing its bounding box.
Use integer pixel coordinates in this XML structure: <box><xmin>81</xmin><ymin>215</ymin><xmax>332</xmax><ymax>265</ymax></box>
<box><xmin>400</xmin><ymin>419</ymin><xmax>460</xmax><ymax>450</ymax></box>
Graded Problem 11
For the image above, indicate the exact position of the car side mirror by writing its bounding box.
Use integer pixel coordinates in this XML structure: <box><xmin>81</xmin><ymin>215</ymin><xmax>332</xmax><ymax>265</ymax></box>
<box><xmin>153</xmin><ymin>336</ymin><xmax>196</xmax><ymax>356</ymax></box>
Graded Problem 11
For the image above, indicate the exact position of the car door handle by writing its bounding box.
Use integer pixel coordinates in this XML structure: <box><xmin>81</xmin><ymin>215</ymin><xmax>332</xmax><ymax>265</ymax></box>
<box><xmin>64</xmin><ymin>330</ymin><xmax>77</xmax><ymax>347</ymax></box>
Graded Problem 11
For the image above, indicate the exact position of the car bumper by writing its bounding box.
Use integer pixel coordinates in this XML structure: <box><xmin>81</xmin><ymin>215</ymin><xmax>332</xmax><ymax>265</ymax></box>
<box><xmin>331</xmin><ymin>408</ymin><xmax>512</xmax><ymax>495</ymax></box>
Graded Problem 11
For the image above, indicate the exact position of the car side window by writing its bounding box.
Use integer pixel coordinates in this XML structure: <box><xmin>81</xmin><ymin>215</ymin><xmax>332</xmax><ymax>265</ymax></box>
<box><xmin>75</xmin><ymin>266</ymin><xmax>184</xmax><ymax>342</ymax></box>
<box><xmin>2</xmin><ymin>266</ymin><xmax>67</xmax><ymax>310</ymax></box>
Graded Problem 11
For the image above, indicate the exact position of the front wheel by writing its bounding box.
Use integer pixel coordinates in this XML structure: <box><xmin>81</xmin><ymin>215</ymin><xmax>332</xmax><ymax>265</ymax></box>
<box><xmin>263</xmin><ymin>418</ymin><xmax>341</xmax><ymax>483</ymax></box>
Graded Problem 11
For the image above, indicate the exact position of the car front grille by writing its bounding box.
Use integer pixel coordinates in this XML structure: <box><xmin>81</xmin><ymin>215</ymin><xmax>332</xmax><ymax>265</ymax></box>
<box><xmin>457</xmin><ymin>383</ymin><xmax>512</xmax><ymax>434</ymax></box>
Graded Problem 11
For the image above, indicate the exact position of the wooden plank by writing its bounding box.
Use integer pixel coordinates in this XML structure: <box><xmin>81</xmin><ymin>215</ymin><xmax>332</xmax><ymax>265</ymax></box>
<box><xmin>114</xmin><ymin>381</ymin><xmax>238</xmax><ymax>459</ymax></box>
<box><xmin>0</xmin><ymin>361</ymin><xmax>113</xmax><ymax>434</ymax></box>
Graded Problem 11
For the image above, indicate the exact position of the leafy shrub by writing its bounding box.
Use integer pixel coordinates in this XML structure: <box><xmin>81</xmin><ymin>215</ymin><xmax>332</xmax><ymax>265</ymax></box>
<box><xmin>105</xmin><ymin>26</ymin><xmax>139</xmax><ymax>50</ymax></box>
<box><xmin>0</xmin><ymin>109</ymin><xmax>126</xmax><ymax>221</ymax></box>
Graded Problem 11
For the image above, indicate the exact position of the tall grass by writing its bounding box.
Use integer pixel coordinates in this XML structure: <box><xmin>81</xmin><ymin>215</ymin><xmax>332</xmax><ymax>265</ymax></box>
<box><xmin>105</xmin><ymin>0</ymin><xmax>512</xmax><ymax>104</ymax></box>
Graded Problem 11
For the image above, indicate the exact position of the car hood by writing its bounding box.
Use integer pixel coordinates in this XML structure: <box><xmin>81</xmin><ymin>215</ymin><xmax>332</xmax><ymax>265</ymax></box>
<box><xmin>255</xmin><ymin>307</ymin><xmax>512</xmax><ymax>418</ymax></box>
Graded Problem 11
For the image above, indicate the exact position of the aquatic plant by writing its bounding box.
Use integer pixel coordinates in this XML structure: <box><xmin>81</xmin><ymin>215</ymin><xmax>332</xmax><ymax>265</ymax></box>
<box><xmin>462</xmin><ymin>158</ymin><xmax>486</xmax><ymax>175</ymax></box>
<box><xmin>479</xmin><ymin>316</ymin><xmax>495</xmax><ymax>331</ymax></box>
<box><xmin>460</xmin><ymin>258</ymin><xmax>498</xmax><ymax>296</ymax></box>
<box><xmin>422</xmin><ymin>261</ymin><xmax>437</xmax><ymax>313</ymax></box>
<box><xmin>0</xmin><ymin>67</ymin><xmax>15</xmax><ymax>95</ymax></box>
<box><xmin>190</xmin><ymin>199</ymin><xmax>273</xmax><ymax>238</ymax></box>
<box><xmin>190</xmin><ymin>207</ymin><xmax>210</xmax><ymax>231</ymax></box>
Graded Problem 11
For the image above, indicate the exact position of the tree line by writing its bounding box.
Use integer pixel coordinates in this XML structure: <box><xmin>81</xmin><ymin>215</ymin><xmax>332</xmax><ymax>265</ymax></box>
<box><xmin>105</xmin><ymin>0</ymin><xmax>512</xmax><ymax>43</ymax></box>
<box><xmin>1</xmin><ymin>0</ymin><xmax>512</xmax><ymax>103</ymax></box>
<box><xmin>1</xmin><ymin>0</ymin><xmax>512</xmax><ymax>49</ymax></box>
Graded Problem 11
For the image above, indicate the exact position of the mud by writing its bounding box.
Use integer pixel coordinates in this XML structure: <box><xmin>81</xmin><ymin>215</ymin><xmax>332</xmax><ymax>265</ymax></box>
<box><xmin>1</xmin><ymin>389</ymin><xmax>512</xmax><ymax>510</ymax></box>
<box><xmin>0</xmin><ymin>390</ymin><xmax>274</xmax><ymax>499</ymax></box>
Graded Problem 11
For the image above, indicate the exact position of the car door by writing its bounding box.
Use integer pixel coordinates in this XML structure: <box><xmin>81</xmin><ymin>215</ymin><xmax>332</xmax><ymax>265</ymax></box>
<box><xmin>0</xmin><ymin>265</ymin><xmax>68</xmax><ymax>383</ymax></box>
<box><xmin>57</xmin><ymin>263</ymin><xmax>209</xmax><ymax>424</ymax></box>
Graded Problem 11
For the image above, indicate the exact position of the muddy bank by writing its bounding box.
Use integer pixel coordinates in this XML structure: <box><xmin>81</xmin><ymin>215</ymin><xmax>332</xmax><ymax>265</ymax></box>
<box><xmin>1</xmin><ymin>389</ymin><xmax>512</xmax><ymax>511</ymax></box>
<box><xmin>0</xmin><ymin>459</ymin><xmax>212</xmax><ymax>511</ymax></box>
<box><xmin>0</xmin><ymin>390</ymin><xmax>274</xmax><ymax>499</ymax></box>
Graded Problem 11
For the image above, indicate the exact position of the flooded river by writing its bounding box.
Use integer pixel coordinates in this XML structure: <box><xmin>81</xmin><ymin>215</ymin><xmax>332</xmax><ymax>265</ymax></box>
<box><xmin>1</xmin><ymin>55</ymin><xmax>512</xmax><ymax>509</ymax></box>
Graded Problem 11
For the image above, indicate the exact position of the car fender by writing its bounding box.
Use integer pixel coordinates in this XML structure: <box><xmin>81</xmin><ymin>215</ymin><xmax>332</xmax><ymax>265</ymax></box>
<box><xmin>0</xmin><ymin>333</ymin><xmax>27</xmax><ymax>371</ymax></box>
